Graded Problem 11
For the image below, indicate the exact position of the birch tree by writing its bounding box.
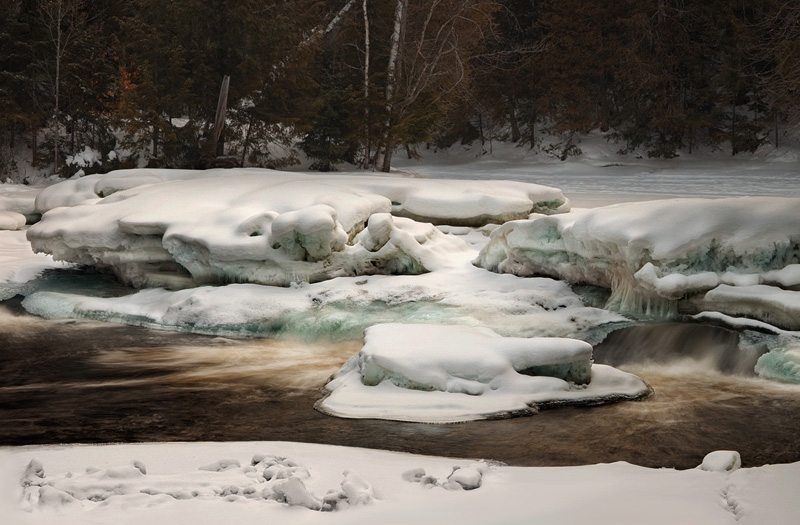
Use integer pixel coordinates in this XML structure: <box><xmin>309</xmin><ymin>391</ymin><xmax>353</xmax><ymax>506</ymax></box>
<box><xmin>37</xmin><ymin>0</ymin><xmax>85</xmax><ymax>175</ymax></box>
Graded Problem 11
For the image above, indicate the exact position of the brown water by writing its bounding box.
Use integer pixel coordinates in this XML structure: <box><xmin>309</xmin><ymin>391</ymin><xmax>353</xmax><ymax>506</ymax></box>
<box><xmin>1</xmin><ymin>302</ymin><xmax>799</xmax><ymax>469</ymax></box>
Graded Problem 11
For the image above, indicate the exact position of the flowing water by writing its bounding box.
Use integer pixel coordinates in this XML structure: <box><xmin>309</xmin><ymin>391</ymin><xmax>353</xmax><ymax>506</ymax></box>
<box><xmin>1</xmin><ymin>300</ymin><xmax>799</xmax><ymax>470</ymax></box>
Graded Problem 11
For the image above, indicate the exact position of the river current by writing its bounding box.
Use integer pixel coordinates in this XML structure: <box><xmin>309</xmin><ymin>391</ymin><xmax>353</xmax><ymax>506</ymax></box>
<box><xmin>2</xmin><ymin>298</ymin><xmax>798</xmax><ymax>470</ymax></box>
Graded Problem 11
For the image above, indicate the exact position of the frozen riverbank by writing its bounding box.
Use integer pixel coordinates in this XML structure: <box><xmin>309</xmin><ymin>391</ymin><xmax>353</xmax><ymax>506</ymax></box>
<box><xmin>2</xmin><ymin>441</ymin><xmax>798</xmax><ymax>524</ymax></box>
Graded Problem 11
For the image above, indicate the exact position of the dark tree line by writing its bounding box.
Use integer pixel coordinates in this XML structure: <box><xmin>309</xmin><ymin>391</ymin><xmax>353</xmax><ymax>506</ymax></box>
<box><xmin>1</xmin><ymin>0</ymin><xmax>799</xmax><ymax>179</ymax></box>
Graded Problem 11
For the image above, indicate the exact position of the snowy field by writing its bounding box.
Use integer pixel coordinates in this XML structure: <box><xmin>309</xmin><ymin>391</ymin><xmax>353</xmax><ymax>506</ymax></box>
<box><xmin>1</xmin><ymin>143</ymin><xmax>799</xmax><ymax>523</ymax></box>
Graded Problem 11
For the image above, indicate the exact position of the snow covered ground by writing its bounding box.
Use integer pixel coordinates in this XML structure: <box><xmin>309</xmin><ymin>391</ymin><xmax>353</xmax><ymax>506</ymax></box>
<box><xmin>2</xmin><ymin>441</ymin><xmax>799</xmax><ymax>525</ymax></box>
<box><xmin>1</xmin><ymin>141</ymin><xmax>799</xmax><ymax>523</ymax></box>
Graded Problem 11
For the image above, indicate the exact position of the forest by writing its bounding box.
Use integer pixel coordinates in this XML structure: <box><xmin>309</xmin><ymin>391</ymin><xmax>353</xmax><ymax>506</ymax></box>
<box><xmin>1</xmin><ymin>0</ymin><xmax>799</xmax><ymax>178</ymax></box>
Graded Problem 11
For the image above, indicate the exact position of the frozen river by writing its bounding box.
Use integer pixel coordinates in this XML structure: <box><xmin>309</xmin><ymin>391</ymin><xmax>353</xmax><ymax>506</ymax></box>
<box><xmin>2</xmin><ymin>158</ymin><xmax>799</xmax><ymax>473</ymax></box>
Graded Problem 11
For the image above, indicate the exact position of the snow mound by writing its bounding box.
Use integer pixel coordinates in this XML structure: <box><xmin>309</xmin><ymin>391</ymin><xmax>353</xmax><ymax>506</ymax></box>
<box><xmin>699</xmin><ymin>451</ymin><xmax>742</xmax><ymax>473</ymax></box>
<box><xmin>402</xmin><ymin>461</ymin><xmax>494</xmax><ymax>490</ymax></box>
<box><xmin>317</xmin><ymin>324</ymin><xmax>649</xmax><ymax>423</ymax></box>
<box><xmin>475</xmin><ymin>197</ymin><xmax>800</xmax><ymax>327</ymax></box>
<box><xmin>19</xmin><ymin>453</ymin><xmax>374</xmax><ymax>514</ymax></box>
<box><xmin>0</xmin><ymin>210</ymin><xmax>25</xmax><ymax>230</ymax></box>
<box><xmin>0</xmin><ymin>183</ymin><xmax>41</xmax><ymax>221</ymax></box>
<box><xmin>28</xmin><ymin>169</ymin><xmax>567</xmax><ymax>288</ymax></box>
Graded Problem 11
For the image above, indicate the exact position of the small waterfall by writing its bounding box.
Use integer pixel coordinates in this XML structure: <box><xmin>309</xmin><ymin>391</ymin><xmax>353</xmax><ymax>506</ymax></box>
<box><xmin>593</xmin><ymin>323</ymin><xmax>765</xmax><ymax>376</ymax></box>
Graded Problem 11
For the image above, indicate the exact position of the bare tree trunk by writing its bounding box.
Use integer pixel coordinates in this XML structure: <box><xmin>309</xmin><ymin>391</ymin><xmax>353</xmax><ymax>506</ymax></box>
<box><xmin>361</xmin><ymin>0</ymin><xmax>371</xmax><ymax>168</ymax></box>
<box><xmin>508</xmin><ymin>95</ymin><xmax>521</xmax><ymax>143</ymax></box>
<box><xmin>52</xmin><ymin>0</ymin><xmax>61</xmax><ymax>175</ymax></box>
<box><xmin>241</xmin><ymin>113</ymin><xmax>254</xmax><ymax>166</ymax></box>
<box><xmin>774</xmin><ymin>109</ymin><xmax>779</xmax><ymax>148</ymax></box>
<box><xmin>376</xmin><ymin>0</ymin><xmax>406</xmax><ymax>172</ymax></box>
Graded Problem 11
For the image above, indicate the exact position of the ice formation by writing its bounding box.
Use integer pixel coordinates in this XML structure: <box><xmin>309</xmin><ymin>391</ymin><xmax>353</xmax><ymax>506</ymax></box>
<box><xmin>317</xmin><ymin>323</ymin><xmax>649</xmax><ymax>422</ymax></box>
<box><xmin>28</xmin><ymin>169</ymin><xmax>568</xmax><ymax>288</ymax></box>
<box><xmin>475</xmin><ymin>197</ymin><xmax>800</xmax><ymax>328</ymax></box>
<box><xmin>0</xmin><ymin>230</ymin><xmax>70</xmax><ymax>301</ymax></box>
<box><xmin>20</xmin><ymin>268</ymin><xmax>625</xmax><ymax>344</ymax></box>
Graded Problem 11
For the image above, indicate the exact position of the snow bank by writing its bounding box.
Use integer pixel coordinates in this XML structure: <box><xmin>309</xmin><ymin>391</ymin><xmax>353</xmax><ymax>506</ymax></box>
<box><xmin>475</xmin><ymin>197</ymin><xmax>800</xmax><ymax>326</ymax></box>
<box><xmin>28</xmin><ymin>169</ymin><xmax>567</xmax><ymax>288</ymax></box>
<box><xmin>0</xmin><ymin>230</ymin><xmax>71</xmax><ymax>301</ymax></box>
<box><xmin>317</xmin><ymin>324</ymin><xmax>649</xmax><ymax>422</ymax></box>
<box><xmin>3</xmin><ymin>441</ymin><xmax>796</xmax><ymax>525</ymax></box>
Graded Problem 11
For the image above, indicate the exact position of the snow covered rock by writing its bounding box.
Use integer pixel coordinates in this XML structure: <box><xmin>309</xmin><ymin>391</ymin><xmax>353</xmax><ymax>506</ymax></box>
<box><xmin>28</xmin><ymin>169</ymin><xmax>567</xmax><ymax>288</ymax></box>
<box><xmin>699</xmin><ymin>451</ymin><xmax>742</xmax><ymax>473</ymax></box>
<box><xmin>317</xmin><ymin>323</ymin><xmax>649</xmax><ymax>423</ymax></box>
<box><xmin>0</xmin><ymin>210</ymin><xmax>26</xmax><ymax>230</ymax></box>
<box><xmin>475</xmin><ymin>197</ymin><xmax>800</xmax><ymax>326</ymax></box>
<box><xmin>0</xmin><ymin>183</ymin><xmax>40</xmax><ymax>221</ymax></box>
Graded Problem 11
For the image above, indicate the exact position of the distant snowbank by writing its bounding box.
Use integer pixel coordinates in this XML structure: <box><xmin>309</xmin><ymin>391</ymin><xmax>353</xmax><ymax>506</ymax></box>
<box><xmin>2</xmin><ymin>441</ymin><xmax>797</xmax><ymax>524</ymax></box>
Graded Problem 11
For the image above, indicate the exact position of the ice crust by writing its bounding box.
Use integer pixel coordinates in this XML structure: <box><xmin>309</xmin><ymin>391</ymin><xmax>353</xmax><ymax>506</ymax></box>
<box><xmin>317</xmin><ymin>323</ymin><xmax>649</xmax><ymax>423</ymax></box>
<box><xmin>475</xmin><ymin>197</ymin><xmax>800</xmax><ymax>327</ymax></box>
<box><xmin>28</xmin><ymin>169</ymin><xmax>568</xmax><ymax>288</ymax></box>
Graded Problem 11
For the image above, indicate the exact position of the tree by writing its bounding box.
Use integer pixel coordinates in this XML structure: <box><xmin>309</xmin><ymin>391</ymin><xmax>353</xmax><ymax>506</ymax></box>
<box><xmin>36</xmin><ymin>0</ymin><xmax>87</xmax><ymax>174</ymax></box>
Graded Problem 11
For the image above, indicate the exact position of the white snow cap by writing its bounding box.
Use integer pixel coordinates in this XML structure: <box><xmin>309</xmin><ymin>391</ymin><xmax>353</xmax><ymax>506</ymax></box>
<box><xmin>318</xmin><ymin>323</ymin><xmax>649</xmax><ymax>423</ymax></box>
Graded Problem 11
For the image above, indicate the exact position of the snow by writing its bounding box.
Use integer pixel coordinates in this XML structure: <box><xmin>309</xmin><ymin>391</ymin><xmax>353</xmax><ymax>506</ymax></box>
<box><xmin>3</xmin><ymin>142</ymin><xmax>800</xmax><ymax>523</ymax></box>
<box><xmin>475</xmin><ymin>197</ymin><xmax>800</xmax><ymax>326</ymax></box>
<box><xmin>702</xmin><ymin>284</ymin><xmax>800</xmax><ymax>330</ymax></box>
<box><xmin>64</xmin><ymin>146</ymin><xmax>103</xmax><ymax>176</ymax></box>
<box><xmin>0</xmin><ymin>210</ymin><xmax>26</xmax><ymax>230</ymax></box>
<box><xmin>27</xmin><ymin>169</ymin><xmax>567</xmax><ymax>288</ymax></box>
<box><xmin>700</xmin><ymin>451</ymin><xmax>742</xmax><ymax>473</ymax></box>
<box><xmin>0</xmin><ymin>230</ymin><xmax>71</xmax><ymax>301</ymax></box>
<box><xmin>318</xmin><ymin>324</ymin><xmax>649</xmax><ymax>422</ymax></box>
<box><xmin>0</xmin><ymin>183</ymin><xmax>41</xmax><ymax>221</ymax></box>
<box><xmin>2</xmin><ymin>441</ymin><xmax>798</xmax><ymax>524</ymax></box>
